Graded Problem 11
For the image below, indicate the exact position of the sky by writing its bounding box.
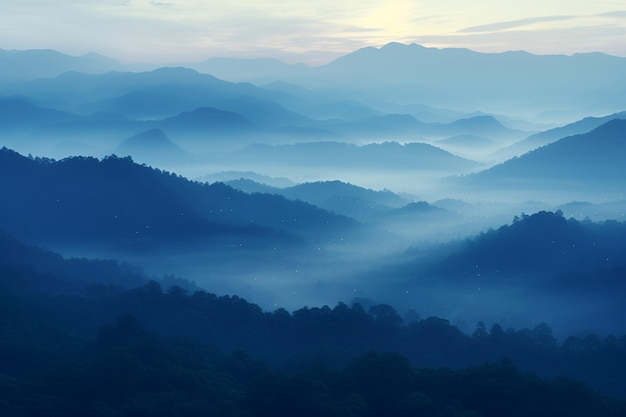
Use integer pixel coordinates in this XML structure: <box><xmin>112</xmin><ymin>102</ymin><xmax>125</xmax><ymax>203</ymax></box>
<box><xmin>1</xmin><ymin>1</ymin><xmax>625</xmax><ymax>65</ymax></box>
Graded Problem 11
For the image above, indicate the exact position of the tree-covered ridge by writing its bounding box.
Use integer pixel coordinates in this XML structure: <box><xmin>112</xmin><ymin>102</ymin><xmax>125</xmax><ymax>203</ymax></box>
<box><xmin>419</xmin><ymin>210</ymin><xmax>626</xmax><ymax>279</ymax></box>
<box><xmin>2</xmin><ymin>310</ymin><xmax>625</xmax><ymax>417</ymax></box>
<box><xmin>3</xmin><ymin>263</ymin><xmax>626</xmax><ymax>402</ymax></box>
<box><xmin>0</xmin><ymin>147</ymin><xmax>356</xmax><ymax>246</ymax></box>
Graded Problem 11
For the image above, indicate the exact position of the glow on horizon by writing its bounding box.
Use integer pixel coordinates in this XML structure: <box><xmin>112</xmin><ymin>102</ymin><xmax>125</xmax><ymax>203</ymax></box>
<box><xmin>1</xmin><ymin>1</ymin><xmax>625</xmax><ymax>65</ymax></box>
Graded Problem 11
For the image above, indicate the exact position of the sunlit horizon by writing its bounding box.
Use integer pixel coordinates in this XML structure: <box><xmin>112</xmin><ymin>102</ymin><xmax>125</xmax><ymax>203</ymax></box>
<box><xmin>1</xmin><ymin>1</ymin><xmax>625</xmax><ymax>65</ymax></box>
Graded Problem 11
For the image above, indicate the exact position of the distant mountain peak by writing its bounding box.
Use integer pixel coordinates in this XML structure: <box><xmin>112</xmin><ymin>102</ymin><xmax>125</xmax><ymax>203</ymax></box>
<box><xmin>120</xmin><ymin>128</ymin><xmax>171</xmax><ymax>146</ymax></box>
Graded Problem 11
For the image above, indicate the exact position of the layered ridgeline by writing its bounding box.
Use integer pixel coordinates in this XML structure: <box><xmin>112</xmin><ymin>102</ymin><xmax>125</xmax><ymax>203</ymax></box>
<box><xmin>187</xmin><ymin>42</ymin><xmax>626</xmax><ymax>121</ymax></box>
<box><xmin>3</xmin><ymin>43</ymin><xmax>626</xmax><ymax>134</ymax></box>
<box><xmin>0</xmin><ymin>48</ymin><xmax>136</xmax><ymax>82</ymax></box>
<box><xmin>0</xmin><ymin>147</ymin><xmax>356</xmax><ymax>249</ymax></box>
<box><xmin>493</xmin><ymin>111</ymin><xmax>626</xmax><ymax>159</ymax></box>
<box><xmin>1</xmin><ymin>74</ymin><xmax>526</xmax><ymax>167</ymax></box>
<box><xmin>223</xmin><ymin>179</ymin><xmax>456</xmax><ymax>227</ymax></box>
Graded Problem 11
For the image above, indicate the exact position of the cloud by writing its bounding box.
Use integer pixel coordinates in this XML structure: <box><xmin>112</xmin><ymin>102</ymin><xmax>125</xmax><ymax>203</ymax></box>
<box><xmin>150</xmin><ymin>1</ymin><xmax>174</xmax><ymax>6</ymax></box>
<box><xmin>596</xmin><ymin>10</ymin><xmax>626</xmax><ymax>18</ymax></box>
<box><xmin>459</xmin><ymin>16</ymin><xmax>575</xmax><ymax>33</ymax></box>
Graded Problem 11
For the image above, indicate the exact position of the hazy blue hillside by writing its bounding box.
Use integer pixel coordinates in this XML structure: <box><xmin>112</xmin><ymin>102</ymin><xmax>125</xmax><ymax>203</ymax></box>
<box><xmin>494</xmin><ymin>110</ymin><xmax>626</xmax><ymax>159</ymax></box>
<box><xmin>438</xmin><ymin>134</ymin><xmax>495</xmax><ymax>148</ymax></box>
<box><xmin>281</xmin><ymin>180</ymin><xmax>407</xmax><ymax>208</ymax></box>
<box><xmin>2</xmin><ymin>67</ymin><xmax>279</xmax><ymax>114</ymax></box>
<box><xmin>86</xmin><ymin>82</ymin><xmax>312</xmax><ymax>127</ymax></box>
<box><xmin>215</xmin><ymin>141</ymin><xmax>481</xmax><ymax>171</ymax></box>
<box><xmin>114</xmin><ymin>128</ymin><xmax>193</xmax><ymax>165</ymax></box>
<box><xmin>436</xmin><ymin>134</ymin><xmax>499</xmax><ymax>160</ymax></box>
<box><xmin>0</xmin><ymin>48</ymin><xmax>134</xmax><ymax>82</ymax></box>
<box><xmin>0</xmin><ymin>230</ymin><xmax>147</xmax><ymax>292</ymax></box>
<box><xmin>0</xmin><ymin>97</ymin><xmax>81</xmax><ymax>130</ymax></box>
<box><xmin>198</xmin><ymin>171</ymin><xmax>296</xmax><ymax>188</ymax></box>
<box><xmin>225</xmin><ymin>179</ymin><xmax>459</xmax><ymax>228</ymax></box>
<box><xmin>159</xmin><ymin>106</ymin><xmax>253</xmax><ymax>134</ymax></box>
<box><xmin>323</xmin><ymin>113</ymin><xmax>526</xmax><ymax>142</ymax></box>
<box><xmin>261</xmin><ymin>81</ymin><xmax>382</xmax><ymax>120</ymax></box>
<box><xmin>187</xmin><ymin>56</ymin><xmax>311</xmax><ymax>83</ymax></box>
<box><xmin>465</xmin><ymin>119</ymin><xmax>626</xmax><ymax>193</ymax></box>
<box><xmin>225</xmin><ymin>178</ymin><xmax>278</xmax><ymax>194</ymax></box>
<box><xmin>278</xmin><ymin>180</ymin><xmax>408</xmax><ymax>221</ymax></box>
<box><xmin>444</xmin><ymin>115</ymin><xmax>515</xmax><ymax>139</ymax></box>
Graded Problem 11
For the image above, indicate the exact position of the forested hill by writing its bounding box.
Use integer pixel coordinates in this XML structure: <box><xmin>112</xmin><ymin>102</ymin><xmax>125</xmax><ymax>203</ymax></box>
<box><xmin>0</xmin><ymin>147</ymin><xmax>357</xmax><ymax>247</ymax></box>
<box><xmin>2</xmin><ymin>272</ymin><xmax>626</xmax><ymax>414</ymax></box>
<box><xmin>426</xmin><ymin>210</ymin><xmax>626</xmax><ymax>279</ymax></box>
<box><xmin>0</xmin><ymin>230</ymin><xmax>148</xmax><ymax>293</ymax></box>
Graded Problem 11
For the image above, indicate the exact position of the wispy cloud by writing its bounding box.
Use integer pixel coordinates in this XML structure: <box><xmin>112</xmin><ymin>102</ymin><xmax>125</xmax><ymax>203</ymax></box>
<box><xmin>459</xmin><ymin>16</ymin><xmax>575</xmax><ymax>33</ymax></box>
<box><xmin>596</xmin><ymin>10</ymin><xmax>626</xmax><ymax>18</ymax></box>
<box><xmin>1</xmin><ymin>1</ymin><xmax>624</xmax><ymax>64</ymax></box>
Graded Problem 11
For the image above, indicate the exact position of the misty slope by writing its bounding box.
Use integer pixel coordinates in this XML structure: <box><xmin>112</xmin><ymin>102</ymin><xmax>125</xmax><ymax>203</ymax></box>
<box><xmin>364</xmin><ymin>211</ymin><xmax>626</xmax><ymax>336</ymax></box>
<box><xmin>224</xmin><ymin>179</ymin><xmax>457</xmax><ymax>227</ymax></box>
<box><xmin>2</xmin><ymin>67</ymin><xmax>325</xmax><ymax>129</ymax></box>
<box><xmin>436</xmin><ymin>134</ymin><xmax>499</xmax><ymax>160</ymax></box>
<box><xmin>114</xmin><ymin>128</ymin><xmax>193</xmax><ymax>164</ymax></box>
<box><xmin>0</xmin><ymin>97</ymin><xmax>81</xmax><ymax>130</ymax></box>
<box><xmin>198</xmin><ymin>171</ymin><xmax>296</xmax><ymax>188</ymax></box>
<box><xmin>494</xmin><ymin>110</ymin><xmax>626</xmax><ymax>159</ymax></box>
<box><xmin>463</xmin><ymin>119</ymin><xmax>626</xmax><ymax>192</ymax></box>
<box><xmin>281</xmin><ymin>180</ymin><xmax>407</xmax><ymax>208</ymax></box>
<box><xmin>0</xmin><ymin>48</ymin><xmax>132</xmax><ymax>82</ymax></box>
<box><xmin>324</xmin><ymin>113</ymin><xmax>526</xmax><ymax>142</ymax></box>
<box><xmin>0</xmin><ymin>148</ymin><xmax>356</xmax><ymax>247</ymax></box>
<box><xmin>157</xmin><ymin>106</ymin><xmax>254</xmax><ymax>147</ymax></box>
<box><xmin>0</xmin><ymin>230</ymin><xmax>147</xmax><ymax>292</ymax></box>
<box><xmin>424</xmin><ymin>211</ymin><xmax>626</xmax><ymax>280</ymax></box>
<box><xmin>270</xmin><ymin>180</ymin><xmax>410</xmax><ymax>222</ymax></box>
<box><xmin>87</xmin><ymin>82</ymin><xmax>312</xmax><ymax>127</ymax></box>
<box><xmin>216</xmin><ymin>141</ymin><xmax>480</xmax><ymax>171</ymax></box>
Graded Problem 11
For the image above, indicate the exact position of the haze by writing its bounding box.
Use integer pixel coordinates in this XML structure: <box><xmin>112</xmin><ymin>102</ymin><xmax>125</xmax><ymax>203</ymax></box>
<box><xmin>2</xmin><ymin>1</ymin><xmax>625</xmax><ymax>64</ymax></box>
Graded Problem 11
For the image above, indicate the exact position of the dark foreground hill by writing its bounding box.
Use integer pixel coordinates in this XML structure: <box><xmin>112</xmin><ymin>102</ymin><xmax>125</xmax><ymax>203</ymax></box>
<box><xmin>2</xmin><ymin>234</ymin><xmax>626</xmax><ymax>412</ymax></box>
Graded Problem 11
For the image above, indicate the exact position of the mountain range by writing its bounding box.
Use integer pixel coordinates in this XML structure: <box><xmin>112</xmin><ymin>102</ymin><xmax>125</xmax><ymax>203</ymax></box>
<box><xmin>5</xmin><ymin>42</ymin><xmax>625</xmax><ymax>125</ymax></box>
<box><xmin>212</xmin><ymin>141</ymin><xmax>481</xmax><ymax>172</ymax></box>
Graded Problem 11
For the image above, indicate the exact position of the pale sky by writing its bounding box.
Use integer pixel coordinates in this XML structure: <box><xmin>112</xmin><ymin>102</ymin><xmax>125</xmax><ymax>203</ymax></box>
<box><xmin>1</xmin><ymin>0</ymin><xmax>625</xmax><ymax>65</ymax></box>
